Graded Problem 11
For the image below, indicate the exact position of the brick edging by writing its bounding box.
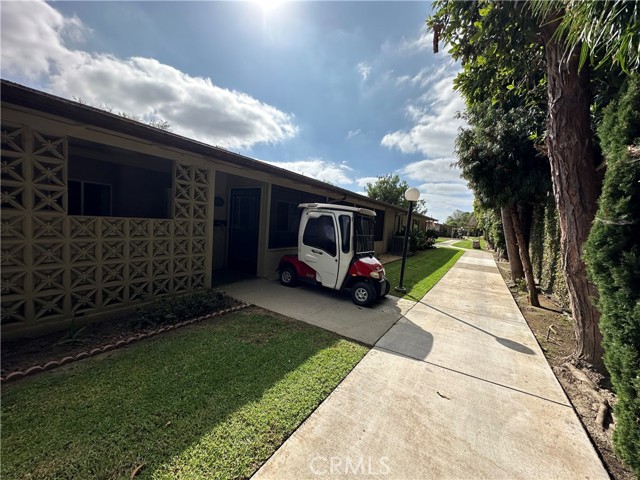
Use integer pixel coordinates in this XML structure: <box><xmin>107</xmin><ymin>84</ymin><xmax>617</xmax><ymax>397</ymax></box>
<box><xmin>1</xmin><ymin>303</ymin><xmax>251</xmax><ymax>383</ymax></box>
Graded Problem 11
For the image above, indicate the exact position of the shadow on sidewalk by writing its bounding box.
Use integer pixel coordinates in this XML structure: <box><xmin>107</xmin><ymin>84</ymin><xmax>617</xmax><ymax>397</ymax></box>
<box><xmin>409</xmin><ymin>296</ymin><xmax>536</xmax><ymax>356</ymax></box>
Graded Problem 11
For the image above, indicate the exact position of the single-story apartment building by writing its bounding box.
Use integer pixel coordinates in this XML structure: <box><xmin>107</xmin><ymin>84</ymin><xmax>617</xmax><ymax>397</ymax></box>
<box><xmin>1</xmin><ymin>80</ymin><xmax>437</xmax><ymax>338</ymax></box>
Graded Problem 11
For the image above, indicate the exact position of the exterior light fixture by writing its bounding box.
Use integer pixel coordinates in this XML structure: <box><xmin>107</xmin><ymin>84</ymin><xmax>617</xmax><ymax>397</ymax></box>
<box><xmin>395</xmin><ymin>187</ymin><xmax>420</xmax><ymax>293</ymax></box>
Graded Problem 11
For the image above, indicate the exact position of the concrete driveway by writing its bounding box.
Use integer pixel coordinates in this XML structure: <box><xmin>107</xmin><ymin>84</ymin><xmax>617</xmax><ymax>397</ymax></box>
<box><xmin>251</xmin><ymin>250</ymin><xmax>609</xmax><ymax>479</ymax></box>
<box><xmin>221</xmin><ymin>278</ymin><xmax>415</xmax><ymax>345</ymax></box>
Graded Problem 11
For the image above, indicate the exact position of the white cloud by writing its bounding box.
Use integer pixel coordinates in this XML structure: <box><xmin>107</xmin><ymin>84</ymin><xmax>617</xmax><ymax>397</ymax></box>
<box><xmin>400</xmin><ymin>157</ymin><xmax>462</xmax><ymax>184</ymax></box>
<box><xmin>422</xmin><ymin>191</ymin><xmax>474</xmax><ymax>223</ymax></box>
<box><xmin>0</xmin><ymin>0</ymin><xmax>83</xmax><ymax>78</ymax></box>
<box><xmin>400</xmin><ymin>29</ymin><xmax>434</xmax><ymax>52</ymax></box>
<box><xmin>381</xmin><ymin>74</ymin><xmax>465</xmax><ymax>158</ymax></box>
<box><xmin>346</xmin><ymin>129</ymin><xmax>361</xmax><ymax>140</ymax></box>
<box><xmin>395</xmin><ymin>75</ymin><xmax>411</xmax><ymax>86</ymax></box>
<box><xmin>357</xmin><ymin>61</ymin><xmax>371</xmax><ymax>81</ymax></box>
<box><xmin>354</xmin><ymin>176</ymin><xmax>378</xmax><ymax>188</ymax></box>
<box><xmin>262</xmin><ymin>158</ymin><xmax>354</xmax><ymax>185</ymax></box>
<box><xmin>0</xmin><ymin>1</ymin><xmax>298</xmax><ymax>150</ymax></box>
<box><xmin>399</xmin><ymin>158</ymin><xmax>472</xmax><ymax>222</ymax></box>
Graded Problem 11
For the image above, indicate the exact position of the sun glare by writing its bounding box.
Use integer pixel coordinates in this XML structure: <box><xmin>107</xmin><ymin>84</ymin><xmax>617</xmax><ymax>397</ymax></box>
<box><xmin>254</xmin><ymin>0</ymin><xmax>287</xmax><ymax>14</ymax></box>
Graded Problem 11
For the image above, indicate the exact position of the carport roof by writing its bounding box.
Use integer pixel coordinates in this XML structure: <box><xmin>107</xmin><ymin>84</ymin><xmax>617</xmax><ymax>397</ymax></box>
<box><xmin>1</xmin><ymin>79</ymin><xmax>437</xmax><ymax>223</ymax></box>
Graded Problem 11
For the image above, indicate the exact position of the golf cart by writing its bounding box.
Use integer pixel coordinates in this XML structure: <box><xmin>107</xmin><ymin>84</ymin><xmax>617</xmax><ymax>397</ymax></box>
<box><xmin>277</xmin><ymin>203</ymin><xmax>390</xmax><ymax>307</ymax></box>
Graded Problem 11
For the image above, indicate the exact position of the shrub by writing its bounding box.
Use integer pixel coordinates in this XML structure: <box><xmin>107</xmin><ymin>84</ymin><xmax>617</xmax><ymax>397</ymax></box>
<box><xmin>585</xmin><ymin>75</ymin><xmax>640</xmax><ymax>475</ymax></box>
<box><xmin>425</xmin><ymin>229</ymin><xmax>438</xmax><ymax>248</ymax></box>
<box><xmin>136</xmin><ymin>289</ymin><xmax>231</xmax><ymax>328</ymax></box>
<box><xmin>408</xmin><ymin>228</ymin><xmax>438</xmax><ymax>252</ymax></box>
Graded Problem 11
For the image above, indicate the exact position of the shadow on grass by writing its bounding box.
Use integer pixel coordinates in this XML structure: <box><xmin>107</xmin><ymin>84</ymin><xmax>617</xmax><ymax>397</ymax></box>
<box><xmin>1</xmin><ymin>312</ymin><xmax>366</xmax><ymax>479</ymax></box>
<box><xmin>385</xmin><ymin>248</ymin><xmax>463</xmax><ymax>300</ymax></box>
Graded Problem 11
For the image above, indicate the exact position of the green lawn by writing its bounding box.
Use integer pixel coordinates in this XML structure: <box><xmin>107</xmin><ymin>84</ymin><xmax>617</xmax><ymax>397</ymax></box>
<box><xmin>384</xmin><ymin>247</ymin><xmax>464</xmax><ymax>300</ymax></box>
<box><xmin>453</xmin><ymin>239</ymin><xmax>473</xmax><ymax>249</ymax></box>
<box><xmin>435</xmin><ymin>237</ymin><xmax>451</xmax><ymax>243</ymax></box>
<box><xmin>1</xmin><ymin>311</ymin><xmax>368</xmax><ymax>479</ymax></box>
<box><xmin>453</xmin><ymin>237</ymin><xmax>486</xmax><ymax>249</ymax></box>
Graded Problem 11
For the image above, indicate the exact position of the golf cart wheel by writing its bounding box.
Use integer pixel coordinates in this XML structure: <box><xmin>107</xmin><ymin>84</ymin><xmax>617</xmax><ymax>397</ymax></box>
<box><xmin>351</xmin><ymin>281</ymin><xmax>376</xmax><ymax>307</ymax></box>
<box><xmin>279</xmin><ymin>265</ymin><xmax>298</xmax><ymax>287</ymax></box>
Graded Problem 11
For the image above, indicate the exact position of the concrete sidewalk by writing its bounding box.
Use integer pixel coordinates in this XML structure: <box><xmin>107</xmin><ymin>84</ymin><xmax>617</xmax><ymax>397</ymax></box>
<box><xmin>252</xmin><ymin>250</ymin><xmax>609</xmax><ymax>480</ymax></box>
<box><xmin>222</xmin><ymin>278</ymin><xmax>415</xmax><ymax>345</ymax></box>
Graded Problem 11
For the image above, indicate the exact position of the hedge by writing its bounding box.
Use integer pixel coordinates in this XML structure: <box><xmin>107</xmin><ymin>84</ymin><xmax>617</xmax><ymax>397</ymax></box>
<box><xmin>585</xmin><ymin>75</ymin><xmax>640</xmax><ymax>475</ymax></box>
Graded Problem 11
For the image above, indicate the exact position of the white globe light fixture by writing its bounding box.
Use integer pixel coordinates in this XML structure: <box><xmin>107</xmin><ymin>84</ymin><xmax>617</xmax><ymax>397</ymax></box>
<box><xmin>396</xmin><ymin>187</ymin><xmax>421</xmax><ymax>293</ymax></box>
<box><xmin>405</xmin><ymin>187</ymin><xmax>420</xmax><ymax>202</ymax></box>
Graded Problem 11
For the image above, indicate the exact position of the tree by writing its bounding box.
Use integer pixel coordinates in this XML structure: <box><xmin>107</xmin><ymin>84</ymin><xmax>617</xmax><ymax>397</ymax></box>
<box><xmin>455</xmin><ymin>101</ymin><xmax>549</xmax><ymax>306</ymax></box>
<box><xmin>501</xmin><ymin>206</ymin><xmax>524</xmax><ymax>282</ymax></box>
<box><xmin>534</xmin><ymin>7</ymin><xmax>604</xmax><ymax>368</ymax></box>
<box><xmin>365</xmin><ymin>174</ymin><xmax>427</xmax><ymax>213</ymax></box>
<box><xmin>428</xmin><ymin>0</ymin><xmax>623</xmax><ymax>369</ymax></box>
<box><xmin>445</xmin><ymin>210</ymin><xmax>472</xmax><ymax>230</ymax></box>
<box><xmin>531</xmin><ymin>1</ymin><xmax>640</xmax><ymax>73</ymax></box>
<box><xmin>584</xmin><ymin>75</ymin><xmax>640</xmax><ymax>476</ymax></box>
<box><xmin>72</xmin><ymin>96</ymin><xmax>172</xmax><ymax>131</ymax></box>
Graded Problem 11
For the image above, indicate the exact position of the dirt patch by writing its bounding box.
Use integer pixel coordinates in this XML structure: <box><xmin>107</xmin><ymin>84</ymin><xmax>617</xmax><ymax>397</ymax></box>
<box><xmin>495</xmin><ymin>257</ymin><xmax>635</xmax><ymax>480</ymax></box>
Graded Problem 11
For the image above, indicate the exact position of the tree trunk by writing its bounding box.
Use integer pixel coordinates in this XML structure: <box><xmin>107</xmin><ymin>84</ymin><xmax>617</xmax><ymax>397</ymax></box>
<box><xmin>501</xmin><ymin>205</ymin><xmax>524</xmax><ymax>282</ymax></box>
<box><xmin>518</xmin><ymin>203</ymin><xmax>533</xmax><ymax>250</ymax></box>
<box><xmin>510</xmin><ymin>207</ymin><xmax>540</xmax><ymax>307</ymax></box>
<box><xmin>542</xmin><ymin>16</ymin><xmax>603</xmax><ymax>370</ymax></box>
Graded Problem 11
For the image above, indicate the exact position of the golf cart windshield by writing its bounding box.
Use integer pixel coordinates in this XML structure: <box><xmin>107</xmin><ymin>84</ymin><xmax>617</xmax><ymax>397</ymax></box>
<box><xmin>354</xmin><ymin>214</ymin><xmax>375</xmax><ymax>254</ymax></box>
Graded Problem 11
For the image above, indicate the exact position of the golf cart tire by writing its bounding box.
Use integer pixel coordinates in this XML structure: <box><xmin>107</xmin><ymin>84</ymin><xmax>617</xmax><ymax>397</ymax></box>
<box><xmin>351</xmin><ymin>281</ymin><xmax>376</xmax><ymax>307</ymax></box>
<box><xmin>381</xmin><ymin>280</ymin><xmax>390</xmax><ymax>297</ymax></box>
<box><xmin>279</xmin><ymin>265</ymin><xmax>298</xmax><ymax>287</ymax></box>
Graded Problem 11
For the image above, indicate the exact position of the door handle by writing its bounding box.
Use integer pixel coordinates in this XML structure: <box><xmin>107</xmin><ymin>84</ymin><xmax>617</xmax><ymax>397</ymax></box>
<box><xmin>311</xmin><ymin>249</ymin><xmax>323</xmax><ymax>255</ymax></box>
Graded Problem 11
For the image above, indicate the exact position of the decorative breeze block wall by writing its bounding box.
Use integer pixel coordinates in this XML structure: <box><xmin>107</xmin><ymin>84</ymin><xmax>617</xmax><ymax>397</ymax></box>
<box><xmin>1</xmin><ymin>123</ymin><xmax>211</xmax><ymax>332</ymax></box>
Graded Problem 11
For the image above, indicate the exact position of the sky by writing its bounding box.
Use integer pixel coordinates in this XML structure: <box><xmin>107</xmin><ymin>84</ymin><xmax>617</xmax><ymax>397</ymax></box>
<box><xmin>0</xmin><ymin>0</ymin><xmax>473</xmax><ymax>222</ymax></box>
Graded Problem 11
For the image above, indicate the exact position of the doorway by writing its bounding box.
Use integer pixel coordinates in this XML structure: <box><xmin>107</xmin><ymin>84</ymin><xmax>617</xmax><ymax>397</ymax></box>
<box><xmin>228</xmin><ymin>187</ymin><xmax>261</xmax><ymax>275</ymax></box>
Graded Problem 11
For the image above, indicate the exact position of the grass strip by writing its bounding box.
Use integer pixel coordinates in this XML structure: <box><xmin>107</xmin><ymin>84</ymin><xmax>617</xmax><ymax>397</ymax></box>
<box><xmin>453</xmin><ymin>239</ymin><xmax>473</xmax><ymax>249</ymax></box>
<box><xmin>453</xmin><ymin>238</ymin><xmax>486</xmax><ymax>249</ymax></box>
<box><xmin>384</xmin><ymin>247</ymin><xmax>464</xmax><ymax>300</ymax></box>
<box><xmin>2</xmin><ymin>311</ymin><xmax>368</xmax><ymax>479</ymax></box>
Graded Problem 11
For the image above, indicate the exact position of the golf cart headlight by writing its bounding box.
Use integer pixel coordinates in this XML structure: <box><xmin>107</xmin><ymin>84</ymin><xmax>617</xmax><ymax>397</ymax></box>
<box><xmin>370</xmin><ymin>271</ymin><xmax>381</xmax><ymax>279</ymax></box>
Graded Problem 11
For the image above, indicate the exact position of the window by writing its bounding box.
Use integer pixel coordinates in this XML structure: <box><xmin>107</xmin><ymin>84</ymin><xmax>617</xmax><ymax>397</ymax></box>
<box><xmin>374</xmin><ymin>209</ymin><xmax>385</xmax><ymax>241</ymax></box>
<box><xmin>303</xmin><ymin>215</ymin><xmax>337</xmax><ymax>257</ymax></box>
<box><xmin>338</xmin><ymin>214</ymin><xmax>351</xmax><ymax>253</ymax></box>
<box><xmin>68</xmin><ymin>180</ymin><xmax>112</xmax><ymax>216</ymax></box>
<box><xmin>354</xmin><ymin>214</ymin><xmax>375</xmax><ymax>254</ymax></box>
<box><xmin>276</xmin><ymin>201</ymin><xmax>298</xmax><ymax>233</ymax></box>
<box><xmin>68</xmin><ymin>138</ymin><xmax>173</xmax><ymax>218</ymax></box>
<box><xmin>268</xmin><ymin>186</ymin><xmax>325</xmax><ymax>248</ymax></box>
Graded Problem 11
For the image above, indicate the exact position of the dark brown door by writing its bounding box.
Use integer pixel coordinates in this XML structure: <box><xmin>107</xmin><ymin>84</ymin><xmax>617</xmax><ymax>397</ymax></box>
<box><xmin>228</xmin><ymin>188</ymin><xmax>261</xmax><ymax>275</ymax></box>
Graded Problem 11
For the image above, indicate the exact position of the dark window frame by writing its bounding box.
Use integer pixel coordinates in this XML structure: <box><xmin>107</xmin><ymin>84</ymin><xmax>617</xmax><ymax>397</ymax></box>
<box><xmin>374</xmin><ymin>209</ymin><xmax>385</xmax><ymax>241</ymax></box>
<box><xmin>268</xmin><ymin>185</ymin><xmax>325</xmax><ymax>249</ymax></box>
<box><xmin>67</xmin><ymin>137</ymin><xmax>173</xmax><ymax>219</ymax></box>
<box><xmin>303</xmin><ymin>215</ymin><xmax>337</xmax><ymax>257</ymax></box>
<box><xmin>338</xmin><ymin>214</ymin><xmax>351</xmax><ymax>254</ymax></box>
<box><xmin>68</xmin><ymin>179</ymin><xmax>113</xmax><ymax>216</ymax></box>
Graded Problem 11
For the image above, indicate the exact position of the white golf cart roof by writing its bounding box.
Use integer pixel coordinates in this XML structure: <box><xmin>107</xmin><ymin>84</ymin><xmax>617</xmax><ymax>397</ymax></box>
<box><xmin>298</xmin><ymin>203</ymin><xmax>376</xmax><ymax>217</ymax></box>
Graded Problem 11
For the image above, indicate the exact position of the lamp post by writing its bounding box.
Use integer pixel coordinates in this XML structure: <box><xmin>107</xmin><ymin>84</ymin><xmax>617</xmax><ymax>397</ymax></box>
<box><xmin>395</xmin><ymin>187</ymin><xmax>420</xmax><ymax>293</ymax></box>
